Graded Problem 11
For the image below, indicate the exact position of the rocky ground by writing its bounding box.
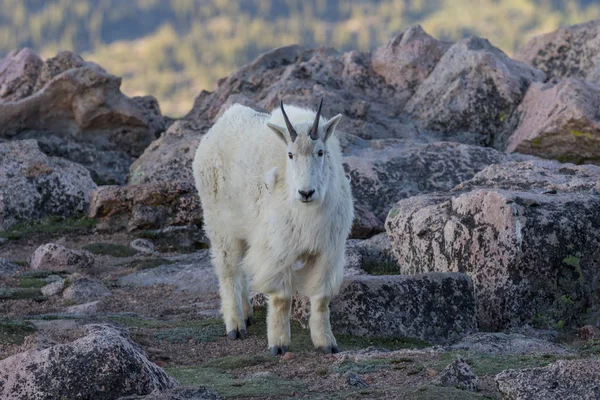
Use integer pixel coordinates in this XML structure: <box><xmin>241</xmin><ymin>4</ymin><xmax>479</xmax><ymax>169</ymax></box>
<box><xmin>2</xmin><ymin>20</ymin><xmax>600</xmax><ymax>400</ymax></box>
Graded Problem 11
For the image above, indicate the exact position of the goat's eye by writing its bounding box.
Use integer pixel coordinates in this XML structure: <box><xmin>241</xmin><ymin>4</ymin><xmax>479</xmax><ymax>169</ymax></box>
<box><xmin>288</xmin><ymin>152</ymin><xmax>293</xmax><ymax>160</ymax></box>
<box><xmin>317</xmin><ymin>150</ymin><xmax>324</xmax><ymax>157</ymax></box>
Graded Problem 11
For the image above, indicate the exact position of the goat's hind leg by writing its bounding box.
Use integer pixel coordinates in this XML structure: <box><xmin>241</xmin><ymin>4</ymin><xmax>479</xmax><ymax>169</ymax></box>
<box><xmin>211</xmin><ymin>237</ymin><xmax>247</xmax><ymax>339</ymax></box>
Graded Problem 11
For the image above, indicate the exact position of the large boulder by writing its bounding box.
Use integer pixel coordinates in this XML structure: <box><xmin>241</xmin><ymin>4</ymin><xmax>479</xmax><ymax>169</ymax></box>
<box><xmin>0</xmin><ymin>140</ymin><xmax>97</xmax><ymax>230</ymax></box>
<box><xmin>495</xmin><ymin>359</ymin><xmax>600</xmax><ymax>400</ymax></box>
<box><xmin>515</xmin><ymin>19</ymin><xmax>600</xmax><ymax>85</ymax></box>
<box><xmin>0</xmin><ymin>324</ymin><xmax>178</xmax><ymax>399</ymax></box>
<box><xmin>404</xmin><ymin>36</ymin><xmax>544</xmax><ymax>146</ymax></box>
<box><xmin>385</xmin><ymin>160</ymin><xmax>600</xmax><ymax>330</ymax></box>
<box><xmin>344</xmin><ymin>140</ymin><xmax>522</xmax><ymax>234</ymax></box>
<box><xmin>0</xmin><ymin>49</ymin><xmax>165</xmax><ymax>184</ymax></box>
<box><xmin>88</xmin><ymin>181</ymin><xmax>202</xmax><ymax>232</ymax></box>
<box><xmin>293</xmin><ymin>272</ymin><xmax>477</xmax><ymax>345</ymax></box>
<box><xmin>0</xmin><ymin>48</ymin><xmax>43</xmax><ymax>102</ymax></box>
<box><xmin>504</xmin><ymin>78</ymin><xmax>600</xmax><ymax>164</ymax></box>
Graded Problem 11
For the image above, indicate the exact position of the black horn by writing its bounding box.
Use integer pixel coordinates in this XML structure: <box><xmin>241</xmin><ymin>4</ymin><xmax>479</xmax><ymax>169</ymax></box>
<box><xmin>310</xmin><ymin>98</ymin><xmax>323</xmax><ymax>140</ymax></box>
<box><xmin>280</xmin><ymin>101</ymin><xmax>298</xmax><ymax>142</ymax></box>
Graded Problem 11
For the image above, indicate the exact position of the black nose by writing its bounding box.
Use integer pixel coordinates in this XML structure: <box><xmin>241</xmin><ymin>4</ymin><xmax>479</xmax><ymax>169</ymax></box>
<box><xmin>298</xmin><ymin>189</ymin><xmax>315</xmax><ymax>200</ymax></box>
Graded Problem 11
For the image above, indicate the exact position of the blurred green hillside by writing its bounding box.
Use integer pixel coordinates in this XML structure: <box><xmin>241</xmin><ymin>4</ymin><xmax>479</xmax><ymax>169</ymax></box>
<box><xmin>1</xmin><ymin>0</ymin><xmax>598</xmax><ymax>116</ymax></box>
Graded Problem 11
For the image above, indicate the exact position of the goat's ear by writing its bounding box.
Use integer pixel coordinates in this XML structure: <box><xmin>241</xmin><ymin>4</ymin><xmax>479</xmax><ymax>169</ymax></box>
<box><xmin>322</xmin><ymin>114</ymin><xmax>342</xmax><ymax>142</ymax></box>
<box><xmin>267</xmin><ymin>122</ymin><xmax>289</xmax><ymax>144</ymax></box>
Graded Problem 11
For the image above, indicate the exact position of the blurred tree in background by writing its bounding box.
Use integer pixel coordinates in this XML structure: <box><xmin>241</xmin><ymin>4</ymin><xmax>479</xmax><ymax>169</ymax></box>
<box><xmin>1</xmin><ymin>0</ymin><xmax>598</xmax><ymax>116</ymax></box>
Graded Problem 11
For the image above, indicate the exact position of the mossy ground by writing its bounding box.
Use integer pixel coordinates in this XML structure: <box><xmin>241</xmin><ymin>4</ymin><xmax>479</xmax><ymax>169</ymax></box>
<box><xmin>0</xmin><ymin>320</ymin><xmax>36</xmax><ymax>345</ymax></box>
<box><xmin>0</xmin><ymin>216</ymin><xmax>96</xmax><ymax>241</ymax></box>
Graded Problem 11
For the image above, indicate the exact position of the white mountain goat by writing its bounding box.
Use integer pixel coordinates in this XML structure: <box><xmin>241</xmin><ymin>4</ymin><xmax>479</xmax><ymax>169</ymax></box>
<box><xmin>192</xmin><ymin>99</ymin><xmax>354</xmax><ymax>355</ymax></box>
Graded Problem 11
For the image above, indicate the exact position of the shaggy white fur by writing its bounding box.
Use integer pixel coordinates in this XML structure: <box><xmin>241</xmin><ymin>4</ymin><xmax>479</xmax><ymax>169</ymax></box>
<box><xmin>193</xmin><ymin>102</ymin><xmax>354</xmax><ymax>355</ymax></box>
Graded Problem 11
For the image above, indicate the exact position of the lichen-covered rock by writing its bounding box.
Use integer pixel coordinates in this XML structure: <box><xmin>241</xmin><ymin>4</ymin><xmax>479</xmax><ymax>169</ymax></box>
<box><xmin>371</xmin><ymin>25</ymin><xmax>451</xmax><ymax>105</ymax></box>
<box><xmin>0</xmin><ymin>324</ymin><xmax>178</xmax><ymax>399</ymax></box>
<box><xmin>505</xmin><ymin>79</ymin><xmax>600</xmax><ymax>164</ymax></box>
<box><xmin>14</xmin><ymin>130</ymin><xmax>133</xmax><ymax>185</ymax></box>
<box><xmin>515</xmin><ymin>19</ymin><xmax>600</xmax><ymax>85</ymax></box>
<box><xmin>432</xmin><ymin>357</ymin><xmax>478</xmax><ymax>391</ymax></box>
<box><xmin>62</xmin><ymin>275</ymin><xmax>111</xmax><ymax>304</ymax></box>
<box><xmin>385</xmin><ymin>160</ymin><xmax>600</xmax><ymax>330</ymax></box>
<box><xmin>131</xmin><ymin>238</ymin><xmax>156</xmax><ymax>254</ymax></box>
<box><xmin>0</xmin><ymin>140</ymin><xmax>97</xmax><ymax>230</ymax></box>
<box><xmin>344</xmin><ymin>140</ymin><xmax>518</xmax><ymax>230</ymax></box>
<box><xmin>295</xmin><ymin>273</ymin><xmax>477</xmax><ymax>344</ymax></box>
<box><xmin>0</xmin><ymin>48</ymin><xmax>43</xmax><ymax>102</ymax></box>
<box><xmin>495</xmin><ymin>359</ymin><xmax>600</xmax><ymax>400</ymax></box>
<box><xmin>30</xmin><ymin>243</ymin><xmax>95</xmax><ymax>272</ymax></box>
<box><xmin>40</xmin><ymin>278</ymin><xmax>66</xmax><ymax>297</ymax></box>
<box><xmin>404</xmin><ymin>36</ymin><xmax>544</xmax><ymax>145</ymax></box>
<box><xmin>88</xmin><ymin>181</ymin><xmax>202</xmax><ymax>231</ymax></box>
<box><xmin>0</xmin><ymin>50</ymin><xmax>163</xmax><ymax>158</ymax></box>
<box><xmin>345</xmin><ymin>233</ymin><xmax>396</xmax><ymax>275</ymax></box>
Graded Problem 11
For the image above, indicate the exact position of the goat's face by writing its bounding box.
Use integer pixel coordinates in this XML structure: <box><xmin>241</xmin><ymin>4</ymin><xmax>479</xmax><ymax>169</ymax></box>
<box><xmin>267</xmin><ymin>101</ymin><xmax>342</xmax><ymax>204</ymax></box>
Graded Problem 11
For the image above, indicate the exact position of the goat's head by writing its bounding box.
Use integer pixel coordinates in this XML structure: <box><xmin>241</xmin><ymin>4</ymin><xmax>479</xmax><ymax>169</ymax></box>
<box><xmin>267</xmin><ymin>99</ymin><xmax>342</xmax><ymax>204</ymax></box>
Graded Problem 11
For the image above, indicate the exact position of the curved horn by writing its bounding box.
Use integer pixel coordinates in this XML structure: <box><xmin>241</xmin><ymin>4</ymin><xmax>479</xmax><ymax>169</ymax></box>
<box><xmin>280</xmin><ymin>101</ymin><xmax>298</xmax><ymax>142</ymax></box>
<box><xmin>309</xmin><ymin>98</ymin><xmax>323</xmax><ymax>140</ymax></box>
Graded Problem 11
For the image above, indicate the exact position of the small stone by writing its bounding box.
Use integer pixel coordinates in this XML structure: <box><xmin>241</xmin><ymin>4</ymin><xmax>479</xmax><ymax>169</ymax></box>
<box><xmin>40</xmin><ymin>279</ymin><xmax>65</xmax><ymax>297</ymax></box>
<box><xmin>281</xmin><ymin>352</ymin><xmax>296</xmax><ymax>361</ymax></box>
<box><xmin>432</xmin><ymin>357</ymin><xmax>478</xmax><ymax>391</ymax></box>
<box><xmin>345</xmin><ymin>371</ymin><xmax>369</xmax><ymax>388</ymax></box>
<box><xmin>62</xmin><ymin>276</ymin><xmax>111</xmax><ymax>304</ymax></box>
<box><xmin>30</xmin><ymin>243</ymin><xmax>95</xmax><ymax>272</ymax></box>
<box><xmin>130</xmin><ymin>238</ymin><xmax>155</xmax><ymax>254</ymax></box>
<box><xmin>0</xmin><ymin>258</ymin><xmax>21</xmax><ymax>277</ymax></box>
<box><xmin>579</xmin><ymin>325</ymin><xmax>600</xmax><ymax>341</ymax></box>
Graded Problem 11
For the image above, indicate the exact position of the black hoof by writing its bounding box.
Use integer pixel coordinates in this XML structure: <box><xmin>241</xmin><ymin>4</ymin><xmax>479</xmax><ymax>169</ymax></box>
<box><xmin>269</xmin><ymin>345</ymin><xmax>289</xmax><ymax>356</ymax></box>
<box><xmin>246</xmin><ymin>316</ymin><xmax>255</xmax><ymax>327</ymax></box>
<box><xmin>317</xmin><ymin>345</ymin><xmax>339</xmax><ymax>354</ymax></box>
<box><xmin>227</xmin><ymin>329</ymin><xmax>246</xmax><ymax>340</ymax></box>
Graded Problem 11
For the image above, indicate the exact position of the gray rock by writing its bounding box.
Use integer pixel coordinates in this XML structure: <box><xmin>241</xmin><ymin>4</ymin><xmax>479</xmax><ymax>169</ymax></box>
<box><xmin>0</xmin><ymin>258</ymin><xmax>21</xmax><ymax>277</ymax></box>
<box><xmin>65</xmin><ymin>300</ymin><xmax>99</xmax><ymax>316</ymax></box>
<box><xmin>0</xmin><ymin>140</ymin><xmax>97</xmax><ymax>230</ymax></box>
<box><xmin>14</xmin><ymin>130</ymin><xmax>133</xmax><ymax>185</ymax></box>
<box><xmin>88</xmin><ymin>181</ymin><xmax>202</xmax><ymax>232</ymax></box>
<box><xmin>30</xmin><ymin>243</ymin><xmax>95</xmax><ymax>272</ymax></box>
<box><xmin>345</xmin><ymin>233</ymin><xmax>397</xmax><ymax>275</ymax></box>
<box><xmin>295</xmin><ymin>273</ymin><xmax>477</xmax><ymax>344</ymax></box>
<box><xmin>515</xmin><ymin>19</ymin><xmax>600</xmax><ymax>85</ymax></box>
<box><xmin>40</xmin><ymin>278</ymin><xmax>66</xmax><ymax>297</ymax></box>
<box><xmin>344</xmin><ymin>139</ymin><xmax>518</xmax><ymax>228</ymax></box>
<box><xmin>62</xmin><ymin>276</ymin><xmax>111</xmax><ymax>304</ymax></box>
<box><xmin>118</xmin><ymin>387</ymin><xmax>221</xmax><ymax>400</ymax></box>
<box><xmin>432</xmin><ymin>357</ymin><xmax>477</xmax><ymax>391</ymax></box>
<box><xmin>448</xmin><ymin>332</ymin><xmax>570</xmax><ymax>355</ymax></box>
<box><xmin>131</xmin><ymin>238</ymin><xmax>155</xmax><ymax>254</ymax></box>
<box><xmin>118</xmin><ymin>251</ymin><xmax>218</xmax><ymax>295</ymax></box>
<box><xmin>504</xmin><ymin>78</ymin><xmax>600</xmax><ymax>164</ymax></box>
<box><xmin>496</xmin><ymin>359</ymin><xmax>600</xmax><ymax>400</ymax></box>
<box><xmin>0</xmin><ymin>324</ymin><xmax>178</xmax><ymax>399</ymax></box>
<box><xmin>404</xmin><ymin>36</ymin><xmax>544</xmax><ymax>146</ymax></box>
<box><xmin>345</xmin><ymin>371</ymin><xmax>369</xmax><ymax>388</ymax></box>
<box><xmin>0</xmin><ymin>48</ymin><xmax>43</xmax><ymax>102</ymax></box>
<box><xmin>386</xmin><ymin>160</ymin><xmax>600</xmax><ymax>330</ymax></box>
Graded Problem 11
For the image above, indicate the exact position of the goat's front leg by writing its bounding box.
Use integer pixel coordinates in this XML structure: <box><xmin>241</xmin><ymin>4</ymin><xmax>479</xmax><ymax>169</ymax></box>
<box><xmin>309</xmin><ymin>296</ymin><xmax>338</xmax><ymax>354</ymax></box>
<box><xmin>267</xmin><ymin>292</ymin><xmax>292</xmax><ymax>356</ymax></box>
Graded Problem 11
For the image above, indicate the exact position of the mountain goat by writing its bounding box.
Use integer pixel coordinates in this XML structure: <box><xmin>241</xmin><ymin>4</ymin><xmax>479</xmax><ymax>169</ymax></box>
<box><xmin>192</xmin><ymin>99</ymin><xmax>353</xmax><ymax>355</ymax></box>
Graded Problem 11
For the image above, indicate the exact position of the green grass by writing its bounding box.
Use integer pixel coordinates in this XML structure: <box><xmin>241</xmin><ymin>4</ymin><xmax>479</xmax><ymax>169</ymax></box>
<box><xmin>17</xmin><ymin>270</ymin><xmax>66</xmax><ymax>279</ymax></box>
<box><xmin>203</xmin><ymin>354</ymin><xmax>275</xmax><ymax>371</ymax></box>
<box><xmin>110</xmin><ymin>315</ymin><xmax>224</xmax><ymax>344</ymax></box>
<box><xmin>0</xmin><ymin>216</ymin><xmax>96</xmax><ymax>240</ymax></box>
<box><xmin>0</xmin><ymin>320</ymin><xmax>36</xmax><ymax>345</ymax></box>
<box><xmin>17</xmin><ymin>277</ymin><xmax>49</xmax><ymax>289</ymax></box>
<box><xmin>82</xmin><ymin>243</ymin><xmax>138</xmax><ymax>258</ymax></box>
<box><xmin>0</xmin><ymin>287</ymin><xmax>45</xmax><ymax>301</ymax></box>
